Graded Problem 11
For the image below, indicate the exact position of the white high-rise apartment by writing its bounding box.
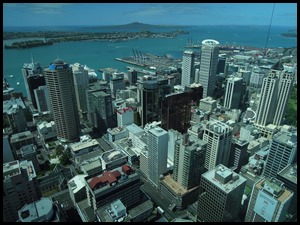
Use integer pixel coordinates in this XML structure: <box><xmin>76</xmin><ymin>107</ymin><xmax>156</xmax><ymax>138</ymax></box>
<box><xmin>255</xmin><ymin>68</ymin><xmax>294</xmax><ymax>127</ymax></box>
<box><xmin>199</xmin><ymin>39</ymin><xmax>219</xmax><ymax>98</ymax></box>
<box><xmin>273</xmin><ymin>70</ymin><xmax>294</xmax><ymax>125</ymax></box>
<box><xmin>147</xmin><ymin>126</ymin><xmax>168</xmax><ymax>187</ymax></box>
<box><xmin>203</xmin><ymin>120</ymin><xmax>233</xmax><ymax>171</ymax></box>
<box><xmin>263</xmin><ymin>130</ymin><xmax>297</xmax><ymax>178</ymax></box>
<box><xmin>223</xmin><ymin>76</ymin><xmax>243</xmax><ymax>109</ymax></box>
<box><xmin>181</xmin><ymin>50</ymin><xmax>195</xmax><ymax>87</ymax></box>
<box><xmin>44</xmin><ymin>59</ymin><xmax>81</xmax><ymax>143</ymax></box>
<box><xmin>71</xmin><ymin>63</ymin><xmax>89</xmax><ymax>114</ymax></box>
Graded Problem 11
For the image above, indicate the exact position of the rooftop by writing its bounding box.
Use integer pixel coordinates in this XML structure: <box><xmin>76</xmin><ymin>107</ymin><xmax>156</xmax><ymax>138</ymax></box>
<box><xmin>126</xmin><ymin>123</ymin><xmax>144</xmax><ymax>135</ymax></box>
<box><xmin>277</xmin><ymin>162</ymin><xmax>297</xmax><ymax>184</ymax></box>
<box><xmin>273</xmin><ymin>130</ymin><xmax>297</xmax><ymax>147</ymax></box>
<box><xmin>3</xmin><ymin>97</ymin><xmax>26</xmax><ymax>114</ymax></box>
<box><xmin>162</xmin><ymin>175</ymin><xmax>189</xmax><ymax>196</ymax></box>
<box><xmin>70</xmin><ymin>139</ymin><xmax>100</xmax><ymax>152</ymax></box>
<box><xmin>68</xmin><ymin>174</ymin><xmax>88</xmax><ymax>194</ymax></box>
<box><xmin>203</xmin><ymin>164</ymin><xmax>246</xmax><ymax>193</ymax></box>
<box><xmin>87</xmin><ymin>165</ymin><xmax>137</xmax><ymax>193</ymax></box>
<box><xmin>256</xmin><ymin>177</ymin><xmax>293</xmax><ymax>203</ymax></box>
<box><xmin>18</xmin><ymin>198</ymin><xmax>54</xmax><ymax>222</ymax></box>
<box><xmin>101</xmin><ymin>149</ymin><xmax>127</xmax><ymax>163</ymax></box>
<box><xmin>10</xmin><ymin>131</ymin><xmax>34</xmax><ymax>143</ymax></box>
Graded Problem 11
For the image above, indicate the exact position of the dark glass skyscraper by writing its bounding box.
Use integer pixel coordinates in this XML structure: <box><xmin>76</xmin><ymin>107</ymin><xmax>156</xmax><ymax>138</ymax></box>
<box><xmin>22</xmin><ymin>61</ymin><xmax>45</xmax><ymax>109</ymax></box>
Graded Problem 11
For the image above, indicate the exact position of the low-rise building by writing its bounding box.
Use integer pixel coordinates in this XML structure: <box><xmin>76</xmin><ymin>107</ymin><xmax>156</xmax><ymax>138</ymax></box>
<box><xmin>85</xmin><ymin>165</ymin><xmax>140</xmax><ymax>210</ymax></box>
<box><xmin>69</xmin><ymin>139</ymin><xmax>100</xmax><ymax>157</ymax></box>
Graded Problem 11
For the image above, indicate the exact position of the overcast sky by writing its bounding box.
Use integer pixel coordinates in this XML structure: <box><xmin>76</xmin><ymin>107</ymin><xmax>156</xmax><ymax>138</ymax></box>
<box><xmin>3</xmin><ymin>3</ymin><xmax>297</xmax><ymax>27</ymax></box>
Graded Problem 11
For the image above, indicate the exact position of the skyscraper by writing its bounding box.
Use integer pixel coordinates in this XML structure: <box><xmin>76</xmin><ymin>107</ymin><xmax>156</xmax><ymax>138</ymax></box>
<box><xmin>276</xmin><ymin>163</ymin><xmax>297</xmax><ymax>218</ymax></box>
<box><xmin>254</xmin><ymin>70</ymin><xmax>279</xmax><ymax>127</ymax></box>
<box><xmin>22</xmin><ymin>61</ymin><xmax>45</xmax><ymax>109</ymax></box>
<box><xmin>203</xmin><ymin>120</ymin><xmax>233</xmax><ymax>171</ymax></box>
<box><xmin>173</xmin><ymin>134</ymin><xmax>206</xmax><ymax>190</ymax></box>
<box><xmin>147</xmin><ymin>126</ymin><xmax>168</xmax><ymax>187</ymax></box>
<box><xmin>223</xmin><ymin>76</ymin><xmax>243</xmax><ymax>109</ymax></box>
<box><xmin>44</xmin><ymin>59</ymin><xmax>80</xmax><ymax>143</ymax></box>
<box><xmin>3</xmin><ymin>160</ymin><xmax>42</xmax><ymax>222</ymax></box>
<box><xmin>273</xmin><ymin>69</ymin><xmax>295</xmax><ymax>125</ymax></box>
<box><xmin>34</xmin><ymin>85</ymin><xmax>51</xmax><ymax>112</ymax></box>
<box><xmin>263</xmin><ymin>130</ymin><xmax>297</xmax><ymax>178</ymax></box>
<box><xmin>71</xmin><ymin>63</ymin><xmax>89</xmax><ymax>114</ymax></box>
<box><xmin>198</xmin><ymin>39</ymin><xmax>220</xmax><ymax>98</ymax></box>
<box><xmin>245</xmin><ymin>177</ymin><xmax>293</xmax><ymax>222</ymax></box>
<box><xmin>254</xmin><ymin>66</ymin><xmax>294</xmax><ymax>128</ymax></box>
<box><xmin>197</xmin><ymin>164</ymin><xmax>246</xmax><ymax>222</ymax></box>
<box><xmin>181</xmin><ymin>50</ymin><xmax>195</xmax><ymax>87</ymax></box>
<box><xmin>160</xmin><ymin>84</ymin><xmax>203</xmax><ymax>134</ymax></box>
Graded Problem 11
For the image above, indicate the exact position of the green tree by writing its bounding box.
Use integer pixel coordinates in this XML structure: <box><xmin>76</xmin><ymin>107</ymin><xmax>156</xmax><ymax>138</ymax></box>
<box><xmin>55</xmin><ymin>145</ymin><xmax>64</xmax><ymax>156</ymax></box>
<box><xmin>59</xmin><ymin>152</ymin><xmax>70</xmax><ymax>166</ymax></box>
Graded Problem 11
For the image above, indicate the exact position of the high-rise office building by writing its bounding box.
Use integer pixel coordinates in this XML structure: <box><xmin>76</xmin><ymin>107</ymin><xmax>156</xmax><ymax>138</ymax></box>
<box><xmin>203</xmin><ymin>120</ymin><xmax>233</xmax><ymax>171</ymax></box>
<box><xmin>147</xmin><ymin>126</ymin><xmax>168</xmax><ymax>187</ymax></box>
<box><xmin>198</xmin><ymin>39</ymin><xmax>219</xmax><ymax>98</ymax></box>
<box><xmin>197</xmin><ymin>164</ymin><xmax>246</xmax><ymax>222</ymax></box>
<box><xmin>71</xmin><ymin>63</ymin><xmax>89</xmax><ymax>114</ymax></box>
<box><xmin>34</xmin><ymin>85</ymin><xmax>51</xmax><ymax>112</ymax></box>
<box><xmin>263</xmin><ymin>130</ymin><xmax>297</xmax><ymax>178</ymax></box>
<box><xmin>128</xmin><ymin>69</ymin><xmax>138</xmax><ymax>85</ymax></box>
<box><xmin>137</xmin><ymin>78</ymin><xmax>171</xmax><ymax>127</ymax></box>
<box><xmin>3</xmin><ymin>97</ymin><xmax>27</xmax><ymax>133</ymax></box>
<box><xmin>160</xmin><ymin>84</ymin><xmax>203</xmax><ymax>134</ymax></box>
<box><xmin>181</xmin><ymin>50</ymin><xmax>195</xmax><ymax>87</ymax></box>
<box><xmin>89</xmin><ymin>91</ymin><xmax>114</xmax><ymax>132</ymax></box>
<box><xmin>44</xmin><ymin>59</ymin><xmax>80</xmax><ymax>143</ymax></box>
<box><xmin>245</xmin><ymin>177</ymin><xmax>293</xmax><ymax>222</ymax></box>
<box><xmin>254</xmin><ymin>70</ymin><xmax>279</xmax><ymax>127</ymax></box>
<box><xmin>173</xmin><ymin>134</ymin><xmax>206</xmax><ymax>190</ymax></box>
<box><xmin>223</xmin><ymin>76</ymin><xmax>243</xmax><ymax>109</ymax></box>
<box><xmin>117</xmin><ymin>107</ymin><xmax>134</xmax><ymax>127</ymax></box>
<box><xmin>254</xmin><ymin>66</ymin><xmax>294</xmax><ymax>128</ymax></box>
<box><xmin>3</xmin><ymin>160</ymin><xmax>42</xmax><ymax>222</ymax></box>
<box><xmin>276</xmin><ymin>163</ymin><xmax>297</xmax><ymax>218</ymax></box>
<box><xmin>110</xmin><ymin>72</ymin><xmax>126</xmax><ymax>97</ymax></box>
<box><xmin>273</xmin><ymin>69</ymin><xmax>295</xmax><ymax>125</ymax></box>
<box><xmin>22</xmin><ymin>61</ymin><xmax>45</xmax><ymax>109</ymax></box>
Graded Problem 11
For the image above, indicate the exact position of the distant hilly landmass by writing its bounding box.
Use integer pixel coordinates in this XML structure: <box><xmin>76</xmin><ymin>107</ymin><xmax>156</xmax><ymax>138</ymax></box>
<box><xmin>85</xmin><ymin>22</ymin><xmax>189</xmax><ymax>30</ymax></box>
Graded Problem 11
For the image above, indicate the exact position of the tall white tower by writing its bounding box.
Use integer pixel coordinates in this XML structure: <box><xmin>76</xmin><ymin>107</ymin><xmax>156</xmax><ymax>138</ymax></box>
<box><xmin>254</xmin><ymin>70</ymin><xmax>279</xmax><ymax>127</ymax></box>
<box><xmin>181</xmin><ymin>50</ymin><xmax>195</xmax><ymax>87</ymax></box>
<box><xmin>255</xmin><ymin>67</ymin><xmax>294</xmax><ymax>127</ymax></box>
<box><xmin>71</xmin><ymin>63</ymin><xmax>89</xmax><ymax>114</ymax></box>
<box><xmin>199</xmin><ymin>39</ymin><xmax>219</xmax><ymax>98</ymax></box>
<box><xmin>203</xmin><ymin>120</ymin><xmax>233</xmax><ymax>171</ymax></box>
<box><xmin>147</xmin><ymin>126</ymin><xmax>168</xmax><ymax>187</ymax></box>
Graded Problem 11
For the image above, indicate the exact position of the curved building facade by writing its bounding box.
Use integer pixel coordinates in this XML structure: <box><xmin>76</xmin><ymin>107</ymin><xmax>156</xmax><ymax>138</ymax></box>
<box><xmin>199</xmin><ymin>39</ymin><xmax>220</xmax><ymax>98</ymax></box>
<box><xmin>44</xmin><ymin>59</ymin><xmax>80</xmax><ymax>143</ymax></box>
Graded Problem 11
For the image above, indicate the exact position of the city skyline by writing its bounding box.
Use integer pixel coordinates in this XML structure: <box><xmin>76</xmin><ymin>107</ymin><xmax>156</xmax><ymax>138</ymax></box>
<box><xmin>4</xmin><ymin>3</ymin><xmax>297</xmax><ymax>27</ymax></box>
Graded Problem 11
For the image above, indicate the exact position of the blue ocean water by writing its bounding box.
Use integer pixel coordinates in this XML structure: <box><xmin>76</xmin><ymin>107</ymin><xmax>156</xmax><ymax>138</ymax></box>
<box><xmin>3</xmin><ymin>25</ymin><xmax>297</xmax><ymax>97</ymax></box>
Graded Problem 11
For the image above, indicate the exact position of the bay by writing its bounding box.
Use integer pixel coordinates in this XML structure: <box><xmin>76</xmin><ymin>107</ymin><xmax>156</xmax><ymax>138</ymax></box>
<box><xmin>3</xmin><ymin>25</ymin><xmax>297</xmax><ymax>97</ymax></box>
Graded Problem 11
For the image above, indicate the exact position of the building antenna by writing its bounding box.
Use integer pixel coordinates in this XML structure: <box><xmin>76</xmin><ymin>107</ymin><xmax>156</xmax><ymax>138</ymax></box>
<box><xmin>264</xmin><ymin>3</ymin><xmax>275</xmax><ymax>52</ymax></box>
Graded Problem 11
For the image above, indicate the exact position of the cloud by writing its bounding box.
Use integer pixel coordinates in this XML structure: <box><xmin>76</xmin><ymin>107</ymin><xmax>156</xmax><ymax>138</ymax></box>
<box><xmin>4</xmin><ymin>3</ymin><xmax>73</xmax><ymax>14</ymax></box>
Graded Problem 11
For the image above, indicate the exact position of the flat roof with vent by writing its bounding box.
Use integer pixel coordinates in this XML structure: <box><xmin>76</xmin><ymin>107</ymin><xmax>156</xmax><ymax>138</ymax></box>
<box><xmin>202</xmin><ymin>164</ymin><xmax>246</xmax><ymax>193</ymax></box>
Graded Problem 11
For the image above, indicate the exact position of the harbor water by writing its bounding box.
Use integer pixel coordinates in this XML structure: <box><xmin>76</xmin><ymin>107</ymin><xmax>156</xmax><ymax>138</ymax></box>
<box><xmin>3</xmin><ymin>25</ymin><xmax>296</xmax><ymax>97</ymax></box>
